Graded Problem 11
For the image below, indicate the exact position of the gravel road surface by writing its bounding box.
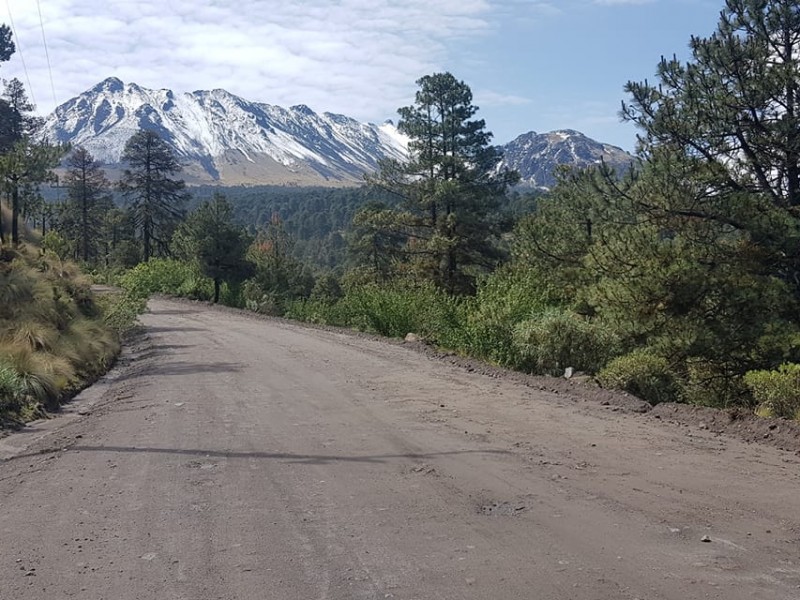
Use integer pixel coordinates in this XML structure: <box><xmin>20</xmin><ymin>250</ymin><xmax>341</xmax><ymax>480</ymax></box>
<box><xmin>1</xmin><ymin>298</ymin><xmax>799</xmax><ymax>600</ymax></box>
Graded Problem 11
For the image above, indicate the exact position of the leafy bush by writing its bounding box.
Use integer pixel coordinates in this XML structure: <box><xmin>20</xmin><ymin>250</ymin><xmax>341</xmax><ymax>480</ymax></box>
<box><xmin>96</xmin><ymin>292</ymin><xmax>147</xmax><ymax>334</ymax></box>
<box><xmin>444</xmin><ymin>267</ymin><xmax>555</xmax><ymax>366</ymax></box>
<box><xmin>286</xmin><ymin>282</ymin><xmax>463</xmax><ymax>343</ymax></box>
<box><xmin>743</xmin><ymin>364</ymin><xmax>800</xmax><ymax>420</ymax></box>
<box><xmin>335</xmin><ymin>284</ymin><xmax>436</xmax><ymax>338</ymax></box>
<box><xmin>598</xmin><ymin>350</ymin><xmax>681</xmax><ymax>405</ymax></box>
<box><xmin>513</xmin><ymin>309</ymin><xmax>620</xmax><ymax>376</ymax></box>
<box><xmin>118</xmin><ymin>259</ymin><xmax>211</xmax><ymax>300</ymax></box>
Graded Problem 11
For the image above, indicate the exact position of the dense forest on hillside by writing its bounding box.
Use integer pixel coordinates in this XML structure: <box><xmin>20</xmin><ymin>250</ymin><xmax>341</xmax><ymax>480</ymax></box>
<box><xmin>5</xmin><ymin>0</ymin><xmax>800</xmax><ymax>422</ymax></box>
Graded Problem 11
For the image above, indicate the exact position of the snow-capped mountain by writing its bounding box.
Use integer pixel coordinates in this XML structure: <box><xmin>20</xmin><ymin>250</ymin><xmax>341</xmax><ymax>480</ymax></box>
<box><xmin>41</xmin><ymin>77</ymin><xmax>409</xmax><ymax>185</ymax></box>
<box><xmin>41</xmin><ymin>78</ymin><xmax>632</xmax><ymax>188</ymax></box>
<box><xmin>497</xmin><ymin>130</ymin><xmax>633</xmax><ymax>189</ymax></box>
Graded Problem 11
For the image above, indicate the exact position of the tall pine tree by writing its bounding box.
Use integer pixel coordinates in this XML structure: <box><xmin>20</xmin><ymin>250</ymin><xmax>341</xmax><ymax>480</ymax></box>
<box><xmin>363</xmin><ymin>73</ymin><xmax>518</xmax><ymax>294</ymax></box>
<box><xmin>119</xmin><ymin>129</ymin><xmax>189</xmax><ymax>261</ymax></box>
<box><xmin>62</xmin><ymin>147</ymin><xmax>113</xmax><ymax>263</ymax></box>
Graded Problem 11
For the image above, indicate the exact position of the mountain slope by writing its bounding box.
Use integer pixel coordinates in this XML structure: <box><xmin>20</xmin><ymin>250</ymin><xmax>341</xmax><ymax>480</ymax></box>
<box><xmin>497</xmin><ymin>130</ymin><xmax>633</xmax><ymax>188</ymax></box>
<box><xmin>42</xmin><ymin>77</ymin><xmax>408</xmax><ymax>186</ymax></box>
<box><xmin>42</xmin><ymin>78</ymin><xmax>633</xmax><ymax>188</ymax></box>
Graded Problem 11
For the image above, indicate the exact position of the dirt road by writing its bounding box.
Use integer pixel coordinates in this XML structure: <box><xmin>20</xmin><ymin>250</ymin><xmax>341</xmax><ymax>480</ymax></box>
<box><xmin>1</xmin><ymin>298</ymin><xmax>799</xmax><ymax>600</ymax></box>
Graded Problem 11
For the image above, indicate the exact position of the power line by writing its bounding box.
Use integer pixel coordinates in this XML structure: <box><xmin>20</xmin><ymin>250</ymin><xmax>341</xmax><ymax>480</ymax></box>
<box><xmin>4</xmin><ymin>0</ymin><xmax>37</xmax><ymax>108</ymax></box>
<box><xmin>35</xmin><ymin>0</ymin><xmax>56</xmax><ymax>107</ymax></box>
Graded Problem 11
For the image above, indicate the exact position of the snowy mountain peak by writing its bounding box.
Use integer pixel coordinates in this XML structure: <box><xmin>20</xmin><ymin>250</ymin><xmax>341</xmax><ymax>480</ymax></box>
<box><xmin>42</xmin><ymin>78</ymin><xmax>409</xmax><ymax>186</ymax></box>
<box><xmin>498</xmin><ymin>129</ymin><xmax>633</xmax><ymax>188</ymax></box>
<box><xmin>42</xmin><ymin>79</ymin><xmax>630</xmax><ymax>188</ymax></box>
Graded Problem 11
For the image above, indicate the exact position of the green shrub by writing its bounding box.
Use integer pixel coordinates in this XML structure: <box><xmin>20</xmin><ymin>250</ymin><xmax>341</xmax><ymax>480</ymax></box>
<box><xmin>448</xmin><ymin>267</ymin><xmax>554</xmax><ymax>366</ymax></box>
<box><xmin>743</xmin><ymin>363</ymin><xmax>800</xmax><ymax>420</ymax></box>
<box><xmin>598</xmin><ymin>350</ymin><xmax>680</xmax><ymax>405</ymax></box>
<box><xmin>513</xmin><ymin>309</ymin><xmax>620</xmax><ymax>376</ymax></box>
<box><xmin>0</xmin><ymin>361</ymin><xmax>24</xmax><ymax>410</ymax></box>
<box><xmin>336</xmin><ymin>284</ymin><xmax>434</xmax><ymax>338</ymax></box>
<box><xmin>118</xmin><ymin>259</ymin><xmax>209</xmax><ymax>300</ymax></box>
<box><xmin>680</xmin><ymin>358</ymin><xmax>751</xmax><ymax>408</ymax></box>
<box><xmin>286</xmin><ymin>282</ymin><xmax>463</xmax><ymax>342</ymax></box>
<box><xmin>98</xmin><ymin>293</ymin><xmax>147</xmax><ymax>334</ymax></box>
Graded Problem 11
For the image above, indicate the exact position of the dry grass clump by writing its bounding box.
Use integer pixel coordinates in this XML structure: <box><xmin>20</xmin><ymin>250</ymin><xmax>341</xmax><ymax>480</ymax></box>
<box><xmin>0</xmin><ymin>243</ymin><xmax>121</xmax><ymax>420</ymax></box>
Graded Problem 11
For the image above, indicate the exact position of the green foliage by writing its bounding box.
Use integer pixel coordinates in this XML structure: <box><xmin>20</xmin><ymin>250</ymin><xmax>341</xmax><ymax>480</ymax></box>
<box><xmin>287</xmin><ymin>281</ymin><xmax>459</xmax><ymax>340</ymax></box>
<box><xmin>173</xmin><ymin>193</ymin><xmax>252</xmax><ymax>303</ymax></box>
<box><xmin>0</xmin><ymin>360</ymin><xmax>24</xmax><ymax>410</ymax></box>
<box><xmin>744</xmin><ymin>364</ymin><xmax>800</xmax><ymax>420</ymax></box>
<box><xmin>362</xmin><ymin>72</ymin><xmax>519</xmax><ymax>294</ymax></box>
<box><xmin>243</xmin><ymin>217</ymin><xmax>314</xmax><ymax>315</ymax></box>
<box><xmin>598</xmin><ymin>351</ymin><xmax>680</xmax><ymax>405</ymax></box>
<box><xmin>41</xmin><ymin>231</ymin><xmax>73</xmax><ymax>260</ymax></box>
<box><xmin>310</xmin><ymin>273</ymin><xmax>344</xmax><ymax>302</ymax></box>
<box><xmin>119</xmin><ymin>129</ymin><xmax>189</xmax><ymax>261</ymax></box>
<box><xmin>191</xmin><ymin>184</ymin><xmax>398</xmax><ymax>270</ymax></box>
<box><xmin>512</xmin><ymin>309</ymin><xmax>620</xmax><ymax>376</ymax></box>
<box><xmin>118</xmin><ymin>258</ymin><xmax>212</xmax><ymax>301</ymax></box>
<box><xmin>59</xmin><ymin>147</ymin><xmax>114</xmax><ymax>264</ymax></box>
<box><xmin>444</xmin><ymin>266</ymin><xmax>553</xmax><ymax>367</ymax></box>
<box><xmin>97</xmin><ymin>292</ymin><xmax>146</xmax><ymax>334</ymax></box>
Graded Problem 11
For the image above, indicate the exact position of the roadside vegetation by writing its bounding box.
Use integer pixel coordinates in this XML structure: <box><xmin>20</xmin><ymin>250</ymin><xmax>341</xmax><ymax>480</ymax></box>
<box><xmin>0</xmin><ymin>230</ymin><xmax>126</xmax><ymax>425</ymax></box>
<box><xmin>0</xmin><ymin>32</ymin><xmax>137</xmax><ymax>427</ymax></box>
<box><xmin>5</xmin><ymin>0</ymin><xmax>800</xmax><ymax>423</ymax></box>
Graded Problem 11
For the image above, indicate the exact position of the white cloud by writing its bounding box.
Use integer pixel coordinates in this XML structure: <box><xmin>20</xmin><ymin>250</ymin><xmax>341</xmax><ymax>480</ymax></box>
<box><xmin>0</xmin><ymin>0</ymin><xmax>500</xmax><ymax>121</ymax></box>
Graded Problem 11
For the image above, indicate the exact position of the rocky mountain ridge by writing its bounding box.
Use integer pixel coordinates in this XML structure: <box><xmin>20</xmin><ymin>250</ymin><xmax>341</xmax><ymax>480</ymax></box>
<box><xmin>41</xmin><ymin>78</ymin><xmax>632</xmax><ymax>188</ymax></box>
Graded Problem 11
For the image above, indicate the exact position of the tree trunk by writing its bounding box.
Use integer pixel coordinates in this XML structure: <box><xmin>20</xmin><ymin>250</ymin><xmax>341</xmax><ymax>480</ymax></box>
<box><xmin>82</xmin><ymin>186</ymin><xmax>89</xmax><ymax>262</ymax></box>
<box><xmin>11</xmin><ymin>182</ymin><xmax>19</xmax><ymax>245</ymax></box>
<box><xmin>214</xmin><ymin>279</ymin><xmax>220</xmax><ymax>304</ymax></box>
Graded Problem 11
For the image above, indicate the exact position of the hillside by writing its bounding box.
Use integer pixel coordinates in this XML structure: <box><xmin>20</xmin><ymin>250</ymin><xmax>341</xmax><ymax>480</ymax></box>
<box><xmin>0</xmin><ymin>229</ymin><xmax>121</xmax><ymax>427</ymax></box>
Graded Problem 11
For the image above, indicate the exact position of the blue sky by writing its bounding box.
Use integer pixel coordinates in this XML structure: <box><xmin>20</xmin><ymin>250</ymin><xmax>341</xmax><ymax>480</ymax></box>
<box><xmin>4</xmin><ymin>0</ymin><xmax>725</xmax><ymax>151</ymax></box>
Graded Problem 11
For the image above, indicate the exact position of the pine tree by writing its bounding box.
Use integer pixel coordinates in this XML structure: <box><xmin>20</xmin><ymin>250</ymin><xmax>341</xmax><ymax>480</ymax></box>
<box><xmin>173</xmin><ymin>193</ymin><xmax>251</xmax><ymax>303</ymax></box>
<box><xmin>62</xmin><ymin>147</ymin><xmax>113</xmax><ymax>263</ymax></box>
<box><xmin>119</xmin><ymin>129</ymin><xmax>189</xmax><ymax>261</ymax></box>
<box><xmin>364</xmin><ymin>73</ymin><xmax>518</xmax><ymax>294</ymax></box>
<box><xmin>622</xmin><ymin>0</ymin><xmax>800</xmax><ymax>295</ymax></box>
<box><xmin>0</xmin><ymin>24</ymin><xmax>14</xmax><ymax>245</ymax></box>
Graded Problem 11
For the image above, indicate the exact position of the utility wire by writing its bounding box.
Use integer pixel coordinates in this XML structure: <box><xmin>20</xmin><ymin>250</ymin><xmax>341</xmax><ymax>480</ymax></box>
<box><xmin>4</xmin><ymin>0</ymin><xmax>37</xmax><ymax>108</ymax></box>
<box><xmin>35</xmin><ymin>0</ymin><xmax>57</xmax><ymax>107</ymax></box>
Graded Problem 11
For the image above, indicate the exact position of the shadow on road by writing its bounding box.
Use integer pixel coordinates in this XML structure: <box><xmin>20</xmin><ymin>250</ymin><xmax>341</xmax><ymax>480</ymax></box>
<box><xmin>145</xmin><ymin>326</ymin><xmax>207</xmax><ymax>333</ymax></box>
<box><xmin>115</xmin><ymin>361</ymin><xmax>243</xmax><ymax>380</ymax></box>
<box><xmin>148</xmin><ymin>308</ymin><xmax>207</xmax><ymax>316</ymax></box>
<box><xmin>67</xmin><ymin>445</ymin><xmax>511</xmax><ymax>465</ymax></box>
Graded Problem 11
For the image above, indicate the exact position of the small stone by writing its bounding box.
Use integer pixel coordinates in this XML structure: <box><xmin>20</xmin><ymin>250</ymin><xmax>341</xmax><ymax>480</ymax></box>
<box><xmin>699</xmin><ymin>423</ymin><xmax>708</xmax><ymax>430</ymax></box>
<box><xmin>701</xmin><ymin>535</ymin><xmax>712</xmax><ymax>543</ymax></box>
<box><xmin>404</xmin><ymin>333</ymin><xmax>419</xmax><ymax>343</ymax></box>
<box><xmin>564</xmin><ymin>367</ymin><xmax>575</xmax><ymax>379</ymax></box>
